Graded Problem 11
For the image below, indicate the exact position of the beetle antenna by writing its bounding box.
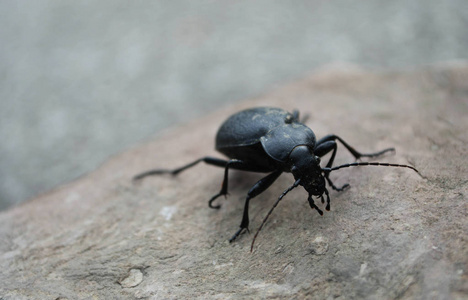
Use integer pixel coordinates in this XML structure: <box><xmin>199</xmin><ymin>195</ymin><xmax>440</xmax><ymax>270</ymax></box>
<box><xmin>250</xmin><ymin>179</ymin><xmax>301</xmax><ymax>252</ymax></box>
<box><xmin>322</xmin><ymin>162</ymin><xmax>418</xmax><ymax>173</ymax></box>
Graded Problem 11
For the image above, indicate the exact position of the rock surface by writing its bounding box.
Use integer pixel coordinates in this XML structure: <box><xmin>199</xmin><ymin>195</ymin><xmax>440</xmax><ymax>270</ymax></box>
<box><xmin>1</xmin><ymin>64</ymin><xmax>467</xmax><ymax>299</ymax></box>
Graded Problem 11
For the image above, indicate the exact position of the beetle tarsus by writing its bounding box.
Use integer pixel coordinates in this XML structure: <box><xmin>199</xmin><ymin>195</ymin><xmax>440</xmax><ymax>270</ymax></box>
<box><xmin>132</xmin><ymin>169</ymin><xmax>169</xmax><ymax>181</ymax></box>
<box><xmin>229</xmin><ymin>227</ymin><xmax>248</xmax><ymax>243</ymax></box>
<box><xmin>358</xmin><ymin>147</ymin><xmax>395</xmax><ymax>159</ymax></box>
<box><xmin>208</xmin><ymin>194</ymin><xmax>223</xmax><ymax>209</ymax></box>
<box><xmin>339</xmin><ymin>183</ymin><xmax>350</xmax><ymax>191</ymax></box>
<box><xmin>331</xmin><ymin>182</ymin><xmax>350</xmax><ymax>192</ymax></box>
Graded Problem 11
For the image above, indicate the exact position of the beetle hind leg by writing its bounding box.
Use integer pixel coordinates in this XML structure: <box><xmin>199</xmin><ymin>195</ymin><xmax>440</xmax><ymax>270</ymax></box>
<box><xmin>133</xmin><ymin>156</ymin><xmax>228</xmax><ymax>181</ymax></box>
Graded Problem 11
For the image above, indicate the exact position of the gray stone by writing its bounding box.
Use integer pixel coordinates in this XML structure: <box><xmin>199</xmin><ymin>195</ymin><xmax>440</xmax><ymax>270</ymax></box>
<box><xmin>1</xmin><ymin>64</ymin><xmax>467</xmax><ymax>299</ymax></box>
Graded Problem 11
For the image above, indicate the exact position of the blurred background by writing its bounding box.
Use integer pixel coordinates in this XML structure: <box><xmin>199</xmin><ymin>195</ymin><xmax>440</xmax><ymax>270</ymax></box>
<box><xmin>1</xmin><ymin>0</ymin><xmax>467</xmax><ymax>210</ymax></box>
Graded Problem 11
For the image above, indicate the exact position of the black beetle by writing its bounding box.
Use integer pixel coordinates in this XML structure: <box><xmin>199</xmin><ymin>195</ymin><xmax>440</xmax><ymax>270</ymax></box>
<box><xmin>134</xmin><ymin>107</ymin><xmax>418</xmax><ymax>251</ymax></box>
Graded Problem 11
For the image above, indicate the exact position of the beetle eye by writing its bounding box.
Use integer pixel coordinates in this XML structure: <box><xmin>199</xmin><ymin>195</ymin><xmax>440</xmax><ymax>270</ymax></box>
<box><xmin>315</xmin><ymin>156</ymin><xmax>321</xmax><ymax>164</ymax></box>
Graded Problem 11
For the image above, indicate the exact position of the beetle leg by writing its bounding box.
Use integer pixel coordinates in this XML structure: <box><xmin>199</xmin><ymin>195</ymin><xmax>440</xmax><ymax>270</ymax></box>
<box><xmin>315</xmin><ymin>135</ymin><xmax>395</xmax><ymax>191</ymax></box>
<box><xmin>325</xmin><ymin>177</ymin><xmax>350</xmax><ymax>192</ymax></box>
<box><xmin>133</xmin><ymin>156</ymin><xmax>229</xmax><ymax>181</ymax></box>
<box><xmin>319</xmin><ymin>195</ymin><xmax>324</xmax><ymax>204</ymax></box>
<box><xmin>315</xmin><ymin>141</ymin><xmax>350</xmax><ymax>191</ymax></box>
<box><xmin>315</xmin><ymin>134</ymin><xmax>395</xmax><ymax>161</ymax></box>
<box><xmin>324</xmin><ymin>188</ymin><xmax>331</xmax><ymax>211</ymax></box>
<box><xmin>209</xmin><ymin>159</ymin><xmax>255</xmax><ymax>209</ymax></box>
<box><xmin>229</xmin><ymin>170</ymin><xmax>283</xmax><ymax>243</ymax></box>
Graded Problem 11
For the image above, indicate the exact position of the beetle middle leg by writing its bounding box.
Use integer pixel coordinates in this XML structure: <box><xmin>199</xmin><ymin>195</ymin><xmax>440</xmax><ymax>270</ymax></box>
<box><xmin>229</xmin><ymin>170</ymin><xmax>283</xmax><ymax>243</ymax></box>
<box><xmin>208</xmin><ymin>159</ymin><xmax>256</xmax><ymax>209</ymax></box>
<box><xmin>314</xmin><ymin>135</ymin><xmax>395</xmax><ymax>191</ymax></box>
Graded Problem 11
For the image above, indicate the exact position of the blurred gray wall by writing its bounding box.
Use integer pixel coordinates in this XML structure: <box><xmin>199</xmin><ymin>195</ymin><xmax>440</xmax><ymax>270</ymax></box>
<box><xmin>1</xmin><ymin>1</ymin><xmax>467</xmax><ymax>210</ymax></box>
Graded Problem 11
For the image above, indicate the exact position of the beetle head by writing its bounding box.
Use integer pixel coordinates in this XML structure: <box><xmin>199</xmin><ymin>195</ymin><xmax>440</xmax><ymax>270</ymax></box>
<box><xmin>289</xmin><ymin>145</ymin><xmax>326</xmax><ymax>196</ymax></box>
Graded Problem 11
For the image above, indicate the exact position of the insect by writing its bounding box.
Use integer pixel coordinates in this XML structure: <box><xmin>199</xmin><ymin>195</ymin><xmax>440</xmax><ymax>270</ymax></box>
<box><xmin>134</xmin><ymin>107</ymin><xmax>418</xmax><ymax>251</ymax></box>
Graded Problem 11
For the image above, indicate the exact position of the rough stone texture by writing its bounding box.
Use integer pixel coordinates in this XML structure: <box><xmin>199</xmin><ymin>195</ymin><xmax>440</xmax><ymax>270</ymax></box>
<box><xmin>1</xmin><ymin>64</ymin><xmax>467</xmax><ymax>299</ymax></box>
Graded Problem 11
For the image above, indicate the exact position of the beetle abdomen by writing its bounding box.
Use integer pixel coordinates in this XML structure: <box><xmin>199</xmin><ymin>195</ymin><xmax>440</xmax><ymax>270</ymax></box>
<box><xmin>217</xmin><ymin>143</ymin><xmax>278</xmax><ymax>172</ymax></box>
<box><xmin>215</xmin><ymin>107</ymin><xmax>292</xmax><ymax>149</ymax></box>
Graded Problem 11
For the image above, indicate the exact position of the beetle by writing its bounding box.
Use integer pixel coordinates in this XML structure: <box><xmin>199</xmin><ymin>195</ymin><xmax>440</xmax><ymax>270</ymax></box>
<box><xmin>134</xmin><ymin>107</ymin><xmax>418</xmax><ymax>251</ymax></box>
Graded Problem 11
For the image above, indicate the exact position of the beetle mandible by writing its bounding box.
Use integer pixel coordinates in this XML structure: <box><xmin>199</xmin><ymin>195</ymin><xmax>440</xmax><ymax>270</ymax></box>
<box><xmin>134</xmin><ymin>107</ymin><xmax>418</xmax><ymax>251</ymax></box>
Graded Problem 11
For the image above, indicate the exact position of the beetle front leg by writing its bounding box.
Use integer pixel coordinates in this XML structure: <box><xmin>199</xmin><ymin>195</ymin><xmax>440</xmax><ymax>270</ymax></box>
<box><xmin>229</xmin><ymin>170</ymin><xmax>283</xmax><ymax>243</ymax></box>
<box><xmin>316</xmin><ymin>134</ymin><xmax>395</xmax><ymax>161</ymax></box>
<box><xmin>315</xmin><ymin>135</ymin><xmax>395</xmax><ymax>191</ymax></box>
<box><xmin>314</xmin><ymin>140</ymin><xmax>350</xmax><ymax>191</ymax></box>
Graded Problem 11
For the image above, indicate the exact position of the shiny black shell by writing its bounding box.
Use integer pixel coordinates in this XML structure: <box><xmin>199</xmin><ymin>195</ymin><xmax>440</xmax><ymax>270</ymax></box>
<box><xmin>215</xmin><ymin>107</ymin><xmax>317</xmax><ymax>171</ymax></box>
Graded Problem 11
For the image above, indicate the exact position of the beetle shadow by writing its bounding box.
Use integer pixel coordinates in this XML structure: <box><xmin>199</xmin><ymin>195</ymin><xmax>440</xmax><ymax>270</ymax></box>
<box><xmin>224</xmin><ymin>170</ymin><xmax>290</xmax><ymax>210</ymax></box>
<box><xmin>225</xmin><ymin>170</ymin><xmax>287</xmax><ymax>203</ymax></box>
<box><xmin>228</xmin><ymin>170</ymin><xmax>264</xmax><ymax>193</ymax></box>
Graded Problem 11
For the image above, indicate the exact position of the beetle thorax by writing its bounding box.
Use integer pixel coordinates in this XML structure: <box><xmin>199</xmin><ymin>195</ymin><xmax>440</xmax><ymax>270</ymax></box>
<box><xmin>289</xmin><ymin>145</ymin><xmax>325</xmax><ymax>196</ymax></box>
